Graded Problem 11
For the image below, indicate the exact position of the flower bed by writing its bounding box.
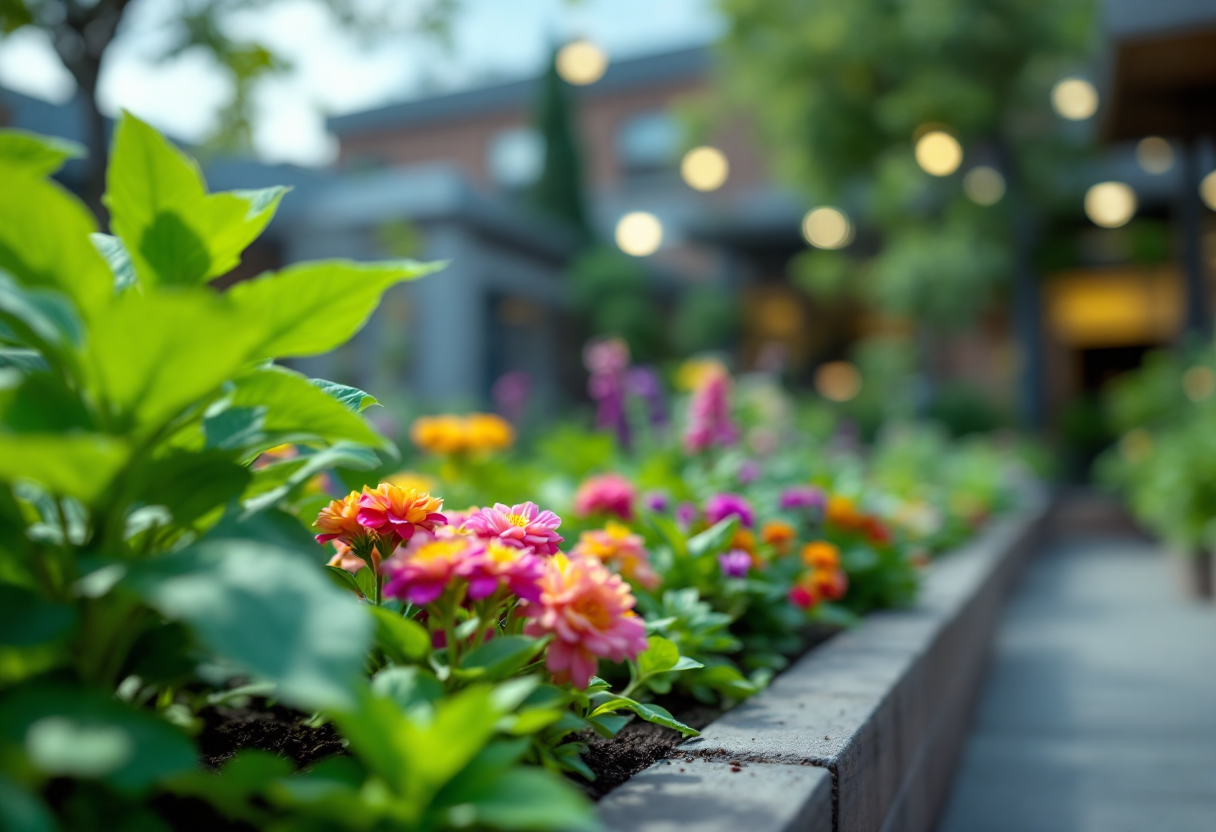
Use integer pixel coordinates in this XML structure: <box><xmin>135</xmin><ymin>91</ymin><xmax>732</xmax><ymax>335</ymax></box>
<box><xmin>0</xmin><ymin>122</ymin><xmax>1036</xmax><ymax>832</ymax></box>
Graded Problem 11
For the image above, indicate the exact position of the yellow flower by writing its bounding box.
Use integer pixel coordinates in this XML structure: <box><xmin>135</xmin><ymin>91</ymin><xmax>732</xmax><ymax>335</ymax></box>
<box><xmin>675</xmin><ymin>357</ymin><xmax>728</xmax><ymax>392</ymax></box>
<box><xmin>410</xmin><ymin>413</ymin><xmax>515</xmax><ymax>456</ymax></box>
<box><xmin>386</xmin><ymin>470</ymin><xmax>438</xmax><ymax>494</ymax></box>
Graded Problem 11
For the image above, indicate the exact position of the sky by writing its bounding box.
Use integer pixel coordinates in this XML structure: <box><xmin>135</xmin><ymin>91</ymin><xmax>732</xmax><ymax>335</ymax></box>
<box><xmin>0</xmin><ymin>0</ymin><xmax>721</xmax><ymax>166</ymax></box>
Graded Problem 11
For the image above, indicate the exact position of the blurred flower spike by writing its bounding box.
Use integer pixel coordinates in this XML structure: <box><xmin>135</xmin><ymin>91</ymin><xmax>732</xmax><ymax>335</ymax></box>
<box><xmin>684</xmin><ymin>362</ymin><xmax>740</xmax><ymax>454</ymax></box>
<box><xmin>411</xmin><ymin>412</ymin><xmax>515</xmax><ymax>456</ymax></box>
<box><xmin>523</xmin><ymin>554</ymin><xmax>649</xmax><ymax>689</ymax></box>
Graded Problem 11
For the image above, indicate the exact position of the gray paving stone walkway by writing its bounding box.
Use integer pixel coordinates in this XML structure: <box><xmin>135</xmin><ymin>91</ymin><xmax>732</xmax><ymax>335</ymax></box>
<box><xmin>937</xmin><ymin>535</ymin><xmax>1216</xmax><ymax>832</ymax></box>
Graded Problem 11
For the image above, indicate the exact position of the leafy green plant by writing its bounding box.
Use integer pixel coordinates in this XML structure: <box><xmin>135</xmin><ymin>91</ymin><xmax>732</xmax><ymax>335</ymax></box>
<box><xmin>0</xmin><ymin>117</ymin><xmax>596</xmax><ymax>831</ymax></box>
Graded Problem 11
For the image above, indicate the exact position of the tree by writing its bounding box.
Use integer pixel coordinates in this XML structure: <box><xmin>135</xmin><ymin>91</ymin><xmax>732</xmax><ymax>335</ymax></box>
<box><xmin>715</xmin><ymin>0</ymin><xmax>1095</xmax><ymax>327</ymax></box>
<box><xmin>0</xmin><ymin>0</ymin><xmax>456</xmax><ymax>218</ymax></box>
<box><xmin>528</xmin><ymin>47</ymin><xmax>590</xmax><ymax>237</ymax></box>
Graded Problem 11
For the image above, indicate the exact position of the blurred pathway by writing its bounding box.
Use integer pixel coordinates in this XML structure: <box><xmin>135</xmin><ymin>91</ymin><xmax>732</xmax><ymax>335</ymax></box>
<box><xmin>936</xmin><ymin>534</ymin><xmax>1216</xmax><ymax>832</ymax></box>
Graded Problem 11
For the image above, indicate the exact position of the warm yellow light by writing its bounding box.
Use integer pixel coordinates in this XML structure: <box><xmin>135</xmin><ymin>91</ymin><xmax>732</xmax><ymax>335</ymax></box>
<box><xmin>914</xmin><ymin>130</ymin><xmax>963</xmax><ymax>177</ymax></box>
<box><xmin>963</xmin><ymin>166</ymin><xmax>1005</xmax><ymax>206</ymax></box>
<box><xmin>801</xmin><ymin>207</ymin><xmax>852</xmax><ymax>249</ymax></box>
<box><xmin>1084</xmin><ymin>181</ymin><xmax>1136</xmax><ymax>228</ymax></box>
<box><xmin>556</xmin><ymin>39</ymin><xmax>608</xmax><ymax>85</ymax></box>
<box><xmin>815</xmin><ymin>361</ymin><xmax>862</xmax><ymax>403</ymax></box>
<box><xmin>615</xmin><ymin>211</ymin><xmax>663</xmax><ymax>256</ymax></box>
<box><xmin>1183</xmin><ymin>366</ymin><xmax>1215</xmax><ymax>402</ymax></box>
<box><xmin>1136</xmin><ymin>137</ymin><xmax>1174</xmax><ymax>174</ymax></box>
<box><xmin>1052</xmin><ymin>77</ymin><xmax>1098</xmax><ymax>121</ymax></box>
<box><xmin>681</xmin><ymin>146</ymin><xmax>729</xmax><ymax>192</ymax></box>
<box><xmin>1201</xmin><ymin>171</ymin><xmax>1216</xmax><ymax>212</ymax></box>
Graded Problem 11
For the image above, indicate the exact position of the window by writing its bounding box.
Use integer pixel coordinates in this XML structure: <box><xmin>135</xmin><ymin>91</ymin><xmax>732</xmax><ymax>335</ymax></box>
<box><xmin>617</xmin><ymin>111</ymin><xmax>680</xmax><ymax>173</ymax></box>
<box><xmin>487</xmin><ymin>127</ymin><xmax>544</xmax><ymax>190</ymax></box>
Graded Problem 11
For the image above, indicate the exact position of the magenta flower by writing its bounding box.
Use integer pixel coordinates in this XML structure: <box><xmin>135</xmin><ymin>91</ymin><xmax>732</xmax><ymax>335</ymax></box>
<box><xmin>574</xmin><ymin>473</ymin><xmax>636</xmax><ymax>521</ymax></box>
<box><xmin>779</xmin><ymin>485</ymin><xmax>826</xmax><ymax>512</ymax></box>
<box><xmin>705</xmin><ymin>493</ymin><xmax>754</xmax><ymax>528</ymax></box>
<box><xmin>463</xmin><ymin>501</ymin><xmax>564</xmax><ymax>555</ymax></box>
<box><xmin>464</xmin><ymin>540</ymin><xmax>547</xmax><ymax>602</ymax></box>
<box><xmin>718</xmin><ymin>549</ymin><xmax>752</xmax><ymax>578</ymax></box>
<box><xmin>382</xmin><ymin>536</ymin><xmax>484</xmax><ymax>606</ymax></box>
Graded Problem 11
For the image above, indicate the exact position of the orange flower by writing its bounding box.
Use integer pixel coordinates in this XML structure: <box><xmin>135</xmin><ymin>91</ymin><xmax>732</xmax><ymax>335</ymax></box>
<box><xmin>809</xmin><ymin>568</ymin><xmax>848</xmax><ymax>602</ymax></box>
<box><xmin>801</xmin><ymin>540</ymin><xmax>840</xmax><ymax>570</ymax></box>
<box><xmin>824</xmin><ymin>495</ymin><xmax>863</xmax><ymax>530</ymax></box>
<box><xmin>761</xmin><ymin>520</ymin><xmax>797</xmax><ymax>554</ymax></box>
<box><xmin>315</xmin><ymin>493</ymin><xmax>363</xmax><ymax>545</ymax></box>
<box><xmin>410</xmin><ymin>413</ymin><xmax>515</xmax><ymax>455</ymax></box>
<box><xmin>357</xmin><ymin>483</ymin><xmax>446</xmax><ymax>545</ymax></box>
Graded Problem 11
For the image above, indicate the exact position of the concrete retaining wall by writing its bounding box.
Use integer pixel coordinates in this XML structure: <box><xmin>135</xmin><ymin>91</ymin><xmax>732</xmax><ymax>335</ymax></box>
<box><xmin>599</xmin><ymin>495</ymin><xmax>1050</xmax><ymax>832</ymax></box>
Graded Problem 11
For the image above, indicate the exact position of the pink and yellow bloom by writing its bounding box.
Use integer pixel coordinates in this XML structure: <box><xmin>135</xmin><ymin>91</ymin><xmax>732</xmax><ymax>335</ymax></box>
<box><xmin>357</xmin><ymin>483</ymin><xmax>446</xmax><ymax>546</ymax></box>
<box><xmin>572</xmin><ymin>522</ymin><xmax>661</xmax><ymax>590</ymax></box>
<box><xmin>573</xmin><ymin>473</ymin><xmax>636</xmax><ymax>521</ymax></box>
<box><xmin>463</xmin><ymin>501</ymin><xmax>564</xmax><ymax>555</ymax></box>
<box><xmin>382</xmin><ymin>535</ymin><xmax>483</xmax><ymax>606</ymax></box>
<box><xmin>464</xmin><ymin>539</ymin><xmax>547</xmax><ymax>602</ymax></box>
<box><xmin>523</xmin><ymin>554</ymin><xmax>648</xmax><ymax>689</ymax></box>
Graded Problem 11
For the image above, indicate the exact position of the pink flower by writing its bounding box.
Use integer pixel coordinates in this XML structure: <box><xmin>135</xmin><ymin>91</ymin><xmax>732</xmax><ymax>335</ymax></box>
<box><xmin>572</xmin><ymin>522</ymin><xmax>661</xmax><ymax>590</ymax></box>
<box><xmin>705</xmin><ymin>493</ymin><xmax>754</xmax><ymax>528</ymax></box>
<box><xmin>574</xmin><ymin>473</ymin><xmax>636</xmax><ymax>521</ymax></box>
<box><xmin>523</xmin><ymin>554</ymin><xmax>648</xmax><ymax>689</ymax></box>
<box><xmin>779</xmin><ymin>485</ymin><xmax>826</xmax><ymax>512</ymax></box>
<box><xmin>356</xmin><ymin>483</ymin><xmax>446</xmax><ymax>546</ymax></box>
<box><xmin>382</xmin><ymin>536</ymin><xmax>483</xmax><ymax>606</ymax></box>
<box><xmin>717</xmin><ymin>549</ymin><xmax>752</xmax><ymax>578</ymax></box>
<box><xmin>683</xmin><ymin>365</ymin><xmax>739</xmax><ymax>454</ymax></box>
<box><xmin>464</xmin><ymin>540</ymin><xmax>547</xmax><ymax>602</ymax></box>
<box><xmin>463</xmin><ymin>501</ymin><xmax>564</xmax><ymax>555</ymax></box>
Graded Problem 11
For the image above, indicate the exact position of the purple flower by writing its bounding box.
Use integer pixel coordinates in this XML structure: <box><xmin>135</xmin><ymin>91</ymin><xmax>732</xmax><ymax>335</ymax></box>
<box><xmin>738</xmin><ymin>460</ymin><xmax>761</xmax><ymax>485</ymax></box>
<box><xmin>627</xmin><ymin>366</ymin><xmax>667</xmax><ymax>426</ymax></box>
<box><xmin>718</xmin><ymin>549</ymin><xmax>752</xmax><ymax>578</ymax></box>
<box><xmin>779</xmin><ymin>486</ymin><xmax>826</xmax><ymax>512</ymax></box>
<box><xmin>675</xmin><ymin>502</ymin><xmax>700</xmax><ymax>531</ymax></box>
<box><xmin>705</xmin><ymin>493</ymin><xmax>754</xmax><ymax>528</ymax></box>
<box><xmin>643</xmin><ymin>490</ymin><xmax>670</xmax><ymax>513</ymax></box>
<box><xmin>585</xmin><ymin>337</ymin><xmax>632</xmax><ymax>449</ymax></box>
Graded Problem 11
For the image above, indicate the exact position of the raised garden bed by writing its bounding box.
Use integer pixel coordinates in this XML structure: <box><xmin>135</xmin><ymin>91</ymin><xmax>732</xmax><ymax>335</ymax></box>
<box><xmin>598</xmin><ymin>491</ymin><xmax>1050</xmax><ymax>832</ymax></box>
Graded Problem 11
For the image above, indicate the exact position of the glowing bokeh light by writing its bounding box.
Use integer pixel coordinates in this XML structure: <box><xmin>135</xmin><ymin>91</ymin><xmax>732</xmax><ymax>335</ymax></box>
<box><xmin>801</xmin><ymin>207</ymin><xmax>852</xmax><ymax>249</ymax></box>
<box><xmin>1183</xmin><ymin>367</ymin><xmax>1215</xmax><ymax>402</ymax></box>
<box><xmin>681</xmin><ymin>146</ymin><xmax>730</xmax><ymax>192</ymax></box>
<box><xmin>556</xmin><ymin>39</ymin><xmax>608</xmax><ymax>85</ymax></box>
<box><xmin>1201</xmin><ymin>171</ymin><xmax>1216</xmax><ymax>212</ymax></box>
<box><xmin>963</xmin><ymin>166</ymin><xmax>1006</xmax><ymax>206</ymax></box>
<box><xmin>914</xmin><ymin>130</ymin><xmax>963</xmax><ymax>176</ymax></box>
<box><xmin>1136</xmin><ymin>137</ymin><xmax>1174</xmax><ymax>174</ymax></box>
<box><xmin>815</xmin><ymin>361</ymin><xmax>862</xmax><ymax>403</ymax></box>
<box><xmin>615</xmin><ymin>212</ymin><xmax>663</xmax><ymax>256</ymax></box>
<box><xmin>1084</xmin><ymin>181</ymin><xmax>1136</xmax><ymax>228</ymax></box>
<box><xmin>1051</xmin><ymin>77</ymin><xmax>1098</xmax><ymax>120</ymax></box>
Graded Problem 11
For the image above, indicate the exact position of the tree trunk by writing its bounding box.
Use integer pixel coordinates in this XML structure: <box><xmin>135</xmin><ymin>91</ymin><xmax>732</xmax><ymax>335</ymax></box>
<box><xmin>71</xmin><ymin>59</ymin><xmax>109</xmax><ymax>224</ymax></box>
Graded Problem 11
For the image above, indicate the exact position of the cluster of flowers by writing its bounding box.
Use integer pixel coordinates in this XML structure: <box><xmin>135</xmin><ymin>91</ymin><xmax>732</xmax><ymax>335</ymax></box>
<box><xmin>315</xmin><ymin>483</ymin><xmax>649</xmax><ymax>688</ymax></box>
<box><xmin>410</xmin><ymin>412</ymin><xmax>515</xmax><ymax>456</ymax></box>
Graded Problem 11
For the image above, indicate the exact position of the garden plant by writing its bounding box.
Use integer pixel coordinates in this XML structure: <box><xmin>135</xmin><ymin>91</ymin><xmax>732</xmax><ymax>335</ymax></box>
<box><xmin>0</xmin><ymin>121</ymin><xmax>1029</xmax><ymax>831</ymax></box>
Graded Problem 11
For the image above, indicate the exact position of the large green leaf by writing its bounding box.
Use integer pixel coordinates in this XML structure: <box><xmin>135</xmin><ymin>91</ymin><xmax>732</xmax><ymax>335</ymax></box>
<box><xmin>0</xmin><ymin>585</ymin><xmax>77</xmax><ymax>646</ymax></box>
<box><xmin>228</xmin><ymin>368</ymin><xmax>390</xmax><ymax>450</ymax></box>
<box><xmin>128</xmin><ymin>449</ymin><xmax>250</xmax><ymax>527</ymax></box>
<box><xmin>85</xmin><ymin>289</ymin><xmax>263</xmax><ymax>431</ymax></box>
<box><xmin>104</xmin><ymin>113</ymin><xmax>285</xmax><ymax>288</ymax></box>
<box><xmin>0</xmin><ymin>272</ymin><xmax>83</xmax><ymax>375</ymax></box>
<box><xmin>368</xmin><ymin>606</ymin><xmax>431</xmax><ymax>664</ymax></box>
<box><xmin>0</xmin><ymin>129</ymin><xmax>85</xmax><ymax>177</ymax></box>
<box><xmin>430</xmin><ymin>766</ymin><xmax>595</xmax><ymax>831</ymax></box>
<box><xmin>0</xmin><ymin>774</ymin><xmax>58</xmax><ymax>832</ymax></box>
<box><xmin>124</xmin><ymin>540</ymin><xmax>371</xmax><ymax>710</ymax></box>
<box><xmin>0</xmin><ymin>433</ymin><xmax>128</xmax><ymax>502</ymax></box>
<box><xmin>0</xmin><ymin>163</ymin><xmax>111</xmax><ymax>317</ymax></box>
<box><xmin>228</xmin><ymin>259</ymin><xmax>443</xmax><ymax>361</ymax></box>
<box><xmin>0</xmin><ymin>683</ymin><xmax>196</xmax><ymax>793</ymax></box>
<box><xmin>241</xmin><ymin>443</ymin><xmax>379</xmax><ymax>514</ymax></box>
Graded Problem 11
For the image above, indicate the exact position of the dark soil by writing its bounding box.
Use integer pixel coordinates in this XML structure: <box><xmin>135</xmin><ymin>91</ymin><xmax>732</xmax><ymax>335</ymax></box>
<box><xmin>197</xmin><ymin>704</ymin><xmax>345</xmax><ymax>770</ymax></box>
